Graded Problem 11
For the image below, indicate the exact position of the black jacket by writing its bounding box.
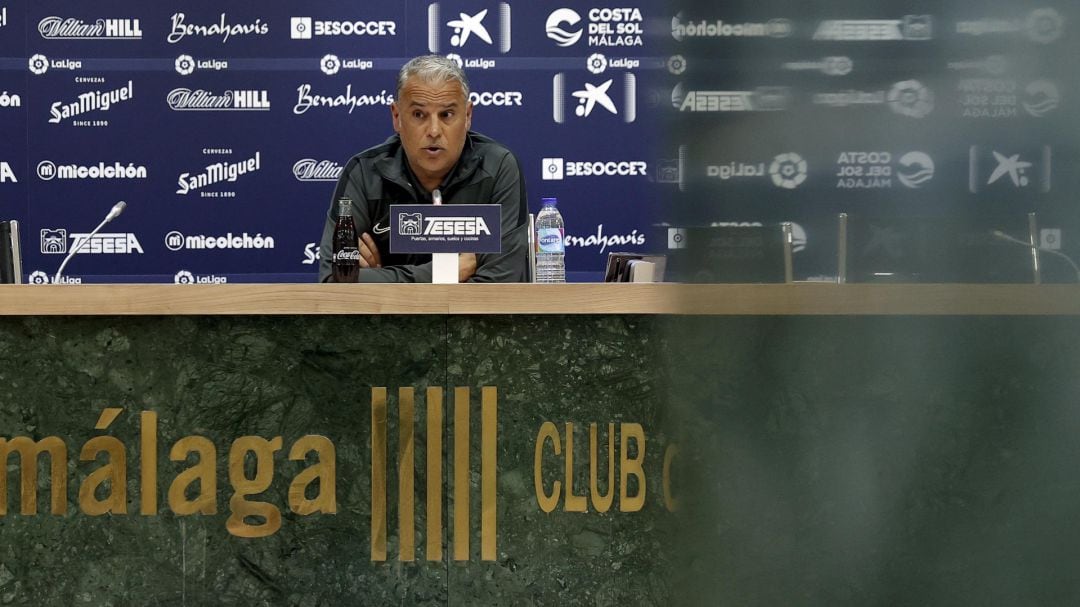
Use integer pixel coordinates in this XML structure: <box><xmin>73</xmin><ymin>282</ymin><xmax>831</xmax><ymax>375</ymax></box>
<box><xmin>318</xmin><ymin>132</ymin><xmax>528</xmax><ymax>282</ymax></box>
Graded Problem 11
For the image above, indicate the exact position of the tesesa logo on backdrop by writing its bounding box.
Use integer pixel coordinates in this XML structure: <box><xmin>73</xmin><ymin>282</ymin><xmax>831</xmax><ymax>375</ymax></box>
<box><xmin>833</xmin><ymin>151</ymin><xmax>935</xmax><ymax>190</ymax></box>
<box><xmin>0</xmin><ymin>162</ymin><xmax>17</xmax><ymax>183</ymax></box>
<box><xmin>956</xmin><ymin>8</ymin><xmax>1064</xmax><ymax>44</ymax></box>
<box><xmin>813</xmin><ymin>15</ymin><xmax>932</xmax><ymax>41</ymax></box>
<box><xmin>176</xmin><ymin>149</ymin><xmax>261</xmax><ymax>197</ymax></box>
<box><xmin>38</xmin><ymin>16</ymin><xmax>142</xmax><ymax>40</ymax></box>
<box><xmin>957</xmin><ymin>78</ymin><xmax>1059</xmax><ymax>119</ymax></box>
<box><xmin>290</xmin><ymin>17</ymin><xmax>397</xmax><ymax>38</ymax></box>
<box><xmin>547</xmin><ymin>7</ymin><xmax>645</xmax><ymax>48</ymax></box>
<box><xmin>294</xmin><ymin>84</ymin><xmax>393</xmax><ymax>115</ymax></box>
<box><xmin>40</xmin><ymin>228</ymin><xmax>144</xmax><ymax>255</ymax></box>
<box><xmin>168</xmin><ymin>88</ymin><xmax>270</xmax><ymax>112</ymax></box>
<box><xmin>175</xmin><ymin>55</ymin><xmax>229</xmax><ymax>76</ymax></box>
<box><xmin>811</xmin><ymin>80</ymin><xmax>934</xmax><ymax>118</ymax></box>
<box><xmin>427</xmin><ymin>3</ymin><xmax>511</xmax><ymax>54</ymax></box>
<box><xmin>707</xmin><ymin>153</ymin><xmax>808</xmax><ymax>189</ymax></box>
<box><xmin>48</xmin><ymin>79</ymin><xmax>134</xmax><ymax>127</ymax></box>
<box><xmin>541</xmin><ymin>157</ymin><xmax>647</xmax><ymax>180</ymax></box>
<box><xmin>174</xmin><ymin>270</ymin><xmax>228</xmax><ymax>284</ymax></box>
<box><xmin>671</xmin><ymin>12</ymin><xmax>792</xmax><ymax>41</ymax></box>
<box><xmin>165</xmin><ymin>231</ymin><xmax>275</xmax><ymax>251</ymax></box>
<box><xmin>969</xmin><ymin>145</ymin><xmax>1052</xmax><ymax>193</ymax></box>
<box><xmin>552</xmin><ymin>73</ymin><xmax>636</xmax><ymax>123</ymax></box>
<box><xmin>167</xmin><ymin>13</ymin><xmax>269</xmax><ymax>44</ymax></box>
<box><xmin>671</xmin><ymin>83</ymin><xmax>789</xmax><ymax>112</ymax></box>
<box><xmin>293</xmin><ymin>159</ymin><xmax>344</xmax><ymax>182</ymax></box>
<box><xmin>318</xmin><ymin>55</ymin><xmax>375</xmax><ymax>76</ymax></box>
<box><xmin>37</xmin><ymin>160</ymin><xmax>147</xmax><ymax>181</ymax></box>
<box><xmin>28</xmin><ymin>54</ymin><xmax>83</xmax><ymax>75</ymax></box>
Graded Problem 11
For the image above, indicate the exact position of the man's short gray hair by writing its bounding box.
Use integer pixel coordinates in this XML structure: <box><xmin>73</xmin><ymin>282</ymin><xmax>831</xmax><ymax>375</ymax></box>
<box><xmin>396</xmin><ymin>55</ymin><xmax>470</xmax><ymax>100</ymax></box>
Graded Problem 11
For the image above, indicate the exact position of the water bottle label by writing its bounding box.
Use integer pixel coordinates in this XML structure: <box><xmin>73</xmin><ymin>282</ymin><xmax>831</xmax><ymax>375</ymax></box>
<box><xmin>537</xmin><ymin>228</ymin><xmax>564</xmax><ymax>253</ymax></box>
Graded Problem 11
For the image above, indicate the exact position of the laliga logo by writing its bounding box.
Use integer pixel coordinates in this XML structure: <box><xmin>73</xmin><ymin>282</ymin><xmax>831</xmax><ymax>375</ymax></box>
<box><xmin>769</xmin><ymin>153</ymin><xmax>807</xmax><ymax>189</ymax></box>
<box><xmin>29</xmin><ymin>54</ymin><xmax>49</xmax><ymax>75</ymax></box>
<box><xmin>887</xmin><ymin>80</ymin><xmax>933</xmax><ymax>118</ymax></box>
<box><xmin>174</xmin><ymin>270</ymin><xmax>195</xmax><ymax>284</ymax></box>
<box><xmin>546</xmin><ymin>8</ymin><xmax>582</xmax><ymax>46</ymax></box>
<box><xmin>321</xmin><ymin>54</ymin><xmax>340</xmax><ymax>75</ymax></box>
<box><xmin>175</xmin><ymin>55</ymin><xmax>195</xmax><ymax>76</ymax></box>
<box><xmin>28</xmin><ymin>271</ymin><xmax>51</xmax><ymax>285</ymax></box>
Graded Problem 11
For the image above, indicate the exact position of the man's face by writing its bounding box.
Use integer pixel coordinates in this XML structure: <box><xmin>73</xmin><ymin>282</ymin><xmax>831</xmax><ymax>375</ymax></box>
<box><xmin>391</xmin><ymin>76</ymin><xmax>472</xmax><ymax>191</ymax></box>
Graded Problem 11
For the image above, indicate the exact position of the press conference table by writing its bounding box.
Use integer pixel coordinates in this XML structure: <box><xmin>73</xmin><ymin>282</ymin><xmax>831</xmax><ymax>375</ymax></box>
<box><xmin>2</xmin><ymin>283</ymin><xmax>1080</xmax><ymax>315</ymax></box>
<box><xmin>3</xmin><ymin>283</ymin><xmax>1080</xmax><ymax>604</ymax></box>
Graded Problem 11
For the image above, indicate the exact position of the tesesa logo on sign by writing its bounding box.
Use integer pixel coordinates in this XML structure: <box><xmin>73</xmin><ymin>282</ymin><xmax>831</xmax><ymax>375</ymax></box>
<box><xmin>956</xmin><ymin>8</ymin><xmax>1064</xmax><ymax>44</ymax></box>
<box><xmin>38</xmin><ymin>16</ymin><xmax>142</xmax><ymax>40</ymax></box>
<box><xmin>168</xmin><ymin>88</ymin><xmax>270</xmax><ymax>112</ymax></box>
<box><xmin>813</xmin><ymin>15</ymin><xmax>932</xmax><ymax>41</ymax></box>
<box><xmin>969</xmin><ymin>145</ymin><xmax>1052</xmax><ymax>193</ymax></box>
<box><xmin>48</xmin><ymin>79</ymin><xmax>134</xmax><ymax>127</ymax></box>
<box><xmin>294</xmin><ymin>84</ymin><xmax>393</xmax><ymax>115</ymax></box>
<box><xmin>40</xmin><ymin>228</ymin><xmax>144</xmax><ymax>255</ymax></box>
<box><xmin>167</xmin><ymin>13</ymin><xmax>269</xmax><ymax>44</ymax></box>
<box><xmin>552</xmin><ymin>73</ymin><xmax>636</xmax><ymax>123</ymax></box>
<box><xmin>293</xmin><ymin>159</ymin><xmax>344</xmax><ymax>182</ymax></box>
<box><xmin>671</xmin><ymin>83</ymin><xmax>789</xmax><ymax>112</ymax></box>
<box><xmin>165</xmin><ymin>231</ymin><xmax>275</xmax><ymax>251</ymax></box>
<box><xmin>427</xmin><ymin>3</ymin><xmax>511</xmax><ymax>54</ymax></box>
<box><xmin>174</xmin><ymin>270</ymin><xmax>228</xmax><ymax>284</ymax></box>
<box><xmin>547</xmin><ymin>7</ymin><xmax>645</xmax><ymax>48</ymax></box>
<box><xmin>542</xmin><ymin>157</ymin><xmax>647</xmax><ymax>180</ymax></box>
<box><xmin>37</xmin><ymin>160</ymin><xmax>147</xmax><ymax>181</ymax></box>
<box><xmin>176</xmin><ymin>149</ymin><xmax>261</xmax><ymax>197</ymax></box>
<box><xmin>707</xmin><ymin>153</ymin><xmax>808</xmax><ymax>189</ymax></box>
<box><xmin>670</xmin><ymin>12</ymin><xmax>792</xmax><ymax>40</ymax></box>
<box><xmin>390</xmin><ymin>205</ymin><xmax>501</xmax><ymax>254</ymax></box>
<box><xmin>290</xmin><ymin>17</ymin><xmax>397</xmax><ymax>38</ymax></box>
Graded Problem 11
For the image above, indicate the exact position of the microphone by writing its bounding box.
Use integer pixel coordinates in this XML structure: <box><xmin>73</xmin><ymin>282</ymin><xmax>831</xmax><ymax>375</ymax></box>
<box><xmin>54</xmin><ymin>201</ymin><xmax>127</xmax><ymax>284</ymax></box>
<box><xmin>991</xmin><ymin>229</ymin><xmax>1080</xmax><ymax>282</ymax></box>
<box><xmin>432</xmin><ymin>188</ymin><xmax>443</xmax><ymax>206</ymax></box>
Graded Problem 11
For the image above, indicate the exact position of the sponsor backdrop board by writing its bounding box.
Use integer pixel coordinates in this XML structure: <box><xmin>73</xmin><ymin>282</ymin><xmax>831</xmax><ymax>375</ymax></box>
<box><xmin>1</xmin><ymin>1</ymin><xmax>662</xmax><ymax>284</ymax></box>
<box><xmin>2</xmin><ymin>1</ymin><xmax>1079</xmax><ymax>283</ymax></box>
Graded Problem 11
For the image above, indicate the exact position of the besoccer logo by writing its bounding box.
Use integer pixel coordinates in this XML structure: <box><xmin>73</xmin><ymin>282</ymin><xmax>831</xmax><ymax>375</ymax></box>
<box><xmin>887</xmin><ymin>80</ymin><xmax>933</xmax><ymax>118</ymax></box>
<box><xmin>291</xmin><ymin>17</ymin><xmax>312</xmax><ymax>39</ymax></box>
<box><xmin>546</xmin><ymin>8</ymin><xmax>582</xmax><ymax>46</ymax></box>
<box><xmin>320</xmin><ymin>54</ymin><xmax>341</xmax><ymax>75</ymax></box>
<box><xmin>175</xmin><ymin>55</ymin><xmax>195</xmax><ymax>76</ymax></box>
<box><xmin>769</xmin><ymin>153</ymin><xmax>807</xmax><ymax>189</ymax></box>
<box><xmin>174</xmin><ymin>270</ymin><xmax>195</xmax><ymax>284</ymax></box>
<box><xmin>29</xmin><ymin>54</ymin><xmax>49</xmax><ymax>75</ymax></box>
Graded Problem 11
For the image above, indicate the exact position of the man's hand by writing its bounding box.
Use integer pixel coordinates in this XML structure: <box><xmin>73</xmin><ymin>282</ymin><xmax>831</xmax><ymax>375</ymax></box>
<box><xmin>458</xmin><ymin>253</ymin><xmax>477</xmax><ymax>282</ymax></box>
<box><xmin>359</xmin><ymin>233</ymin><xmax>381</xmax><ymax>268</ymax></box>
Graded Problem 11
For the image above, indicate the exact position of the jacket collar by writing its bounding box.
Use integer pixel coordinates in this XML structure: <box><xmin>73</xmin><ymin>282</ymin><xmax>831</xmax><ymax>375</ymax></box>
<box><xmin>373</xmin><ymin>133</ymin><xmax>483</xmax><ymax>198</ymax></box>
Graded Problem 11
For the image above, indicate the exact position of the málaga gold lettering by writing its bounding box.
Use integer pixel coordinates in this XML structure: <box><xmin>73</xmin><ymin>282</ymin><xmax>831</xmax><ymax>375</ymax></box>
<box><xmin>227</xmin><ymin>436</ymin><xmax>283</xmax><ymax>538</ymax></box>
<box><xmin>169</xmin><ymin>436</ymin><xmax>217</xmax><ymax>515</ymax></box>
<box><xmin>140</xmin><ymin>410</ymin><xmax>158</xmax><ymax>515</ymax></box>
<box><xmin>0</xmin><ymin>436</ymin><xmax>67</xmax><ymax>515</ymax></box>
<box><xmin>79</xmin><ymin>408</ymin><xmax>127</xmax><ymax>516</ymax></box>
<box><xmin>288</xmin><ymin>435</ymin><xmax>337</xmax><ymax>516</ymax></box>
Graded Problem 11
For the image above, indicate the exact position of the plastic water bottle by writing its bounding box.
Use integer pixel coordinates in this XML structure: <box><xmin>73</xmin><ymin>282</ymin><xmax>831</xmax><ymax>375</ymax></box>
<box><xmin>535</xmin><ymin>197</ymin><xmax>565</xmax><ymax>283</ymax></box>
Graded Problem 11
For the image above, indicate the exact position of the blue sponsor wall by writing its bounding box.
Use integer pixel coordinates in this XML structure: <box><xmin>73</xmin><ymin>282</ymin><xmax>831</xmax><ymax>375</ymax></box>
<box><xmin>1</xmin><ymin>0</ymin><xmax>1078</xmax><ymax>283</ymax></box>
<box><xmin>0</xmin><ymin>0</ymin><xmax>663</xmax><ymax>283</ymax></box>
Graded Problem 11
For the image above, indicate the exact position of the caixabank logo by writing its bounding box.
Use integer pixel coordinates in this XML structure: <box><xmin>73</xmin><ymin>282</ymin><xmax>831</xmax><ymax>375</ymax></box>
<box><xmin>428</xmin><ymin>3</ymin><xmax>511</xmax><ymax>54</ymax></box>
<box><xmin>969</xmin><ymin>145</ymin><xmax>1052</xmax><ymax>193</ymax></box>
<box><xmin>38</xmin><ymin>16</ymin><xmax>142</xmax><ymax>40</ymax></box>
<box><xmin>553</xmin><ymin>72</ymin><xmax>636</xmax><ymax>123</ymax></box>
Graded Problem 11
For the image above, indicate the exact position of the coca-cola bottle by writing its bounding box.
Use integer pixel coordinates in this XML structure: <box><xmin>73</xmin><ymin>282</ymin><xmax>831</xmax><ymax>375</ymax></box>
<box><xmin>332</xmin><ymin>198</ymin><xmax>359</xmax><ymax>283</ymax></box>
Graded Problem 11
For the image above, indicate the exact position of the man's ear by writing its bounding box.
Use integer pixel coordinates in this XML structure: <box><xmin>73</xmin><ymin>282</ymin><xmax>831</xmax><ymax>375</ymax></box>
<box><xmin>390</xmin><ymin>102</ymin><xmax>401</xmax><ymax>133</ymax></box>
<box><xmin>465</xmin><ymin>101</ymin><xmax>473</xmax><ymax>130</ymax></box>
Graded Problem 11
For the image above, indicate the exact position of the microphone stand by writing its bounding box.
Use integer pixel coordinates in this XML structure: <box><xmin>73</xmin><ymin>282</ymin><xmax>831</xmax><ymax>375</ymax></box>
<box><xmin>54</xmin><ymin>201</ymin><xmax>126</xmax><ymax>284</ymax></box>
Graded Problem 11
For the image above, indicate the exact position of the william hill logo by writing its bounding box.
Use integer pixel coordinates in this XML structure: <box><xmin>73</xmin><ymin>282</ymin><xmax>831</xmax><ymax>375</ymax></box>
<box><xmin>38</xmin><ymin>17</ymin><xmax>143</xmax><ymax>39</ymax></box>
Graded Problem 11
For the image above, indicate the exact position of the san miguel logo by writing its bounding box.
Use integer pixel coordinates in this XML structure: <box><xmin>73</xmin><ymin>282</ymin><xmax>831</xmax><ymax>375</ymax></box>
<box><xmin>1</xmin><ymin>387</ymin><xmax>681</xmax><ymax>562</ymax></box>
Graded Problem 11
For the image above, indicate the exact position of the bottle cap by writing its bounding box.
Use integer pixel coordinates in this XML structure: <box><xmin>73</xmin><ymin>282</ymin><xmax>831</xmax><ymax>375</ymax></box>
<box><xmin>541</xmin><ymin>197</ymin><xmax>557</xmax><ymax>207</ymax></box>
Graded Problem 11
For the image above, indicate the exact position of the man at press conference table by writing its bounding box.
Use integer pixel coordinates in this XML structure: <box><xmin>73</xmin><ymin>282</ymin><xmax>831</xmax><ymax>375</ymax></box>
<box><xmin>318</xmin><ymin>54</ymin><xmax>529</xmax><ymax>283</ymax></box>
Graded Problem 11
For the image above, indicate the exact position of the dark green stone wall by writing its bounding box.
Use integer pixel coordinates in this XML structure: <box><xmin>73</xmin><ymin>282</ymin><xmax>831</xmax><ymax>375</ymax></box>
<box><xmin>1</xmin><ymin>315</ymin><xmax>1079</xmax><ymax>605</ymax></box>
